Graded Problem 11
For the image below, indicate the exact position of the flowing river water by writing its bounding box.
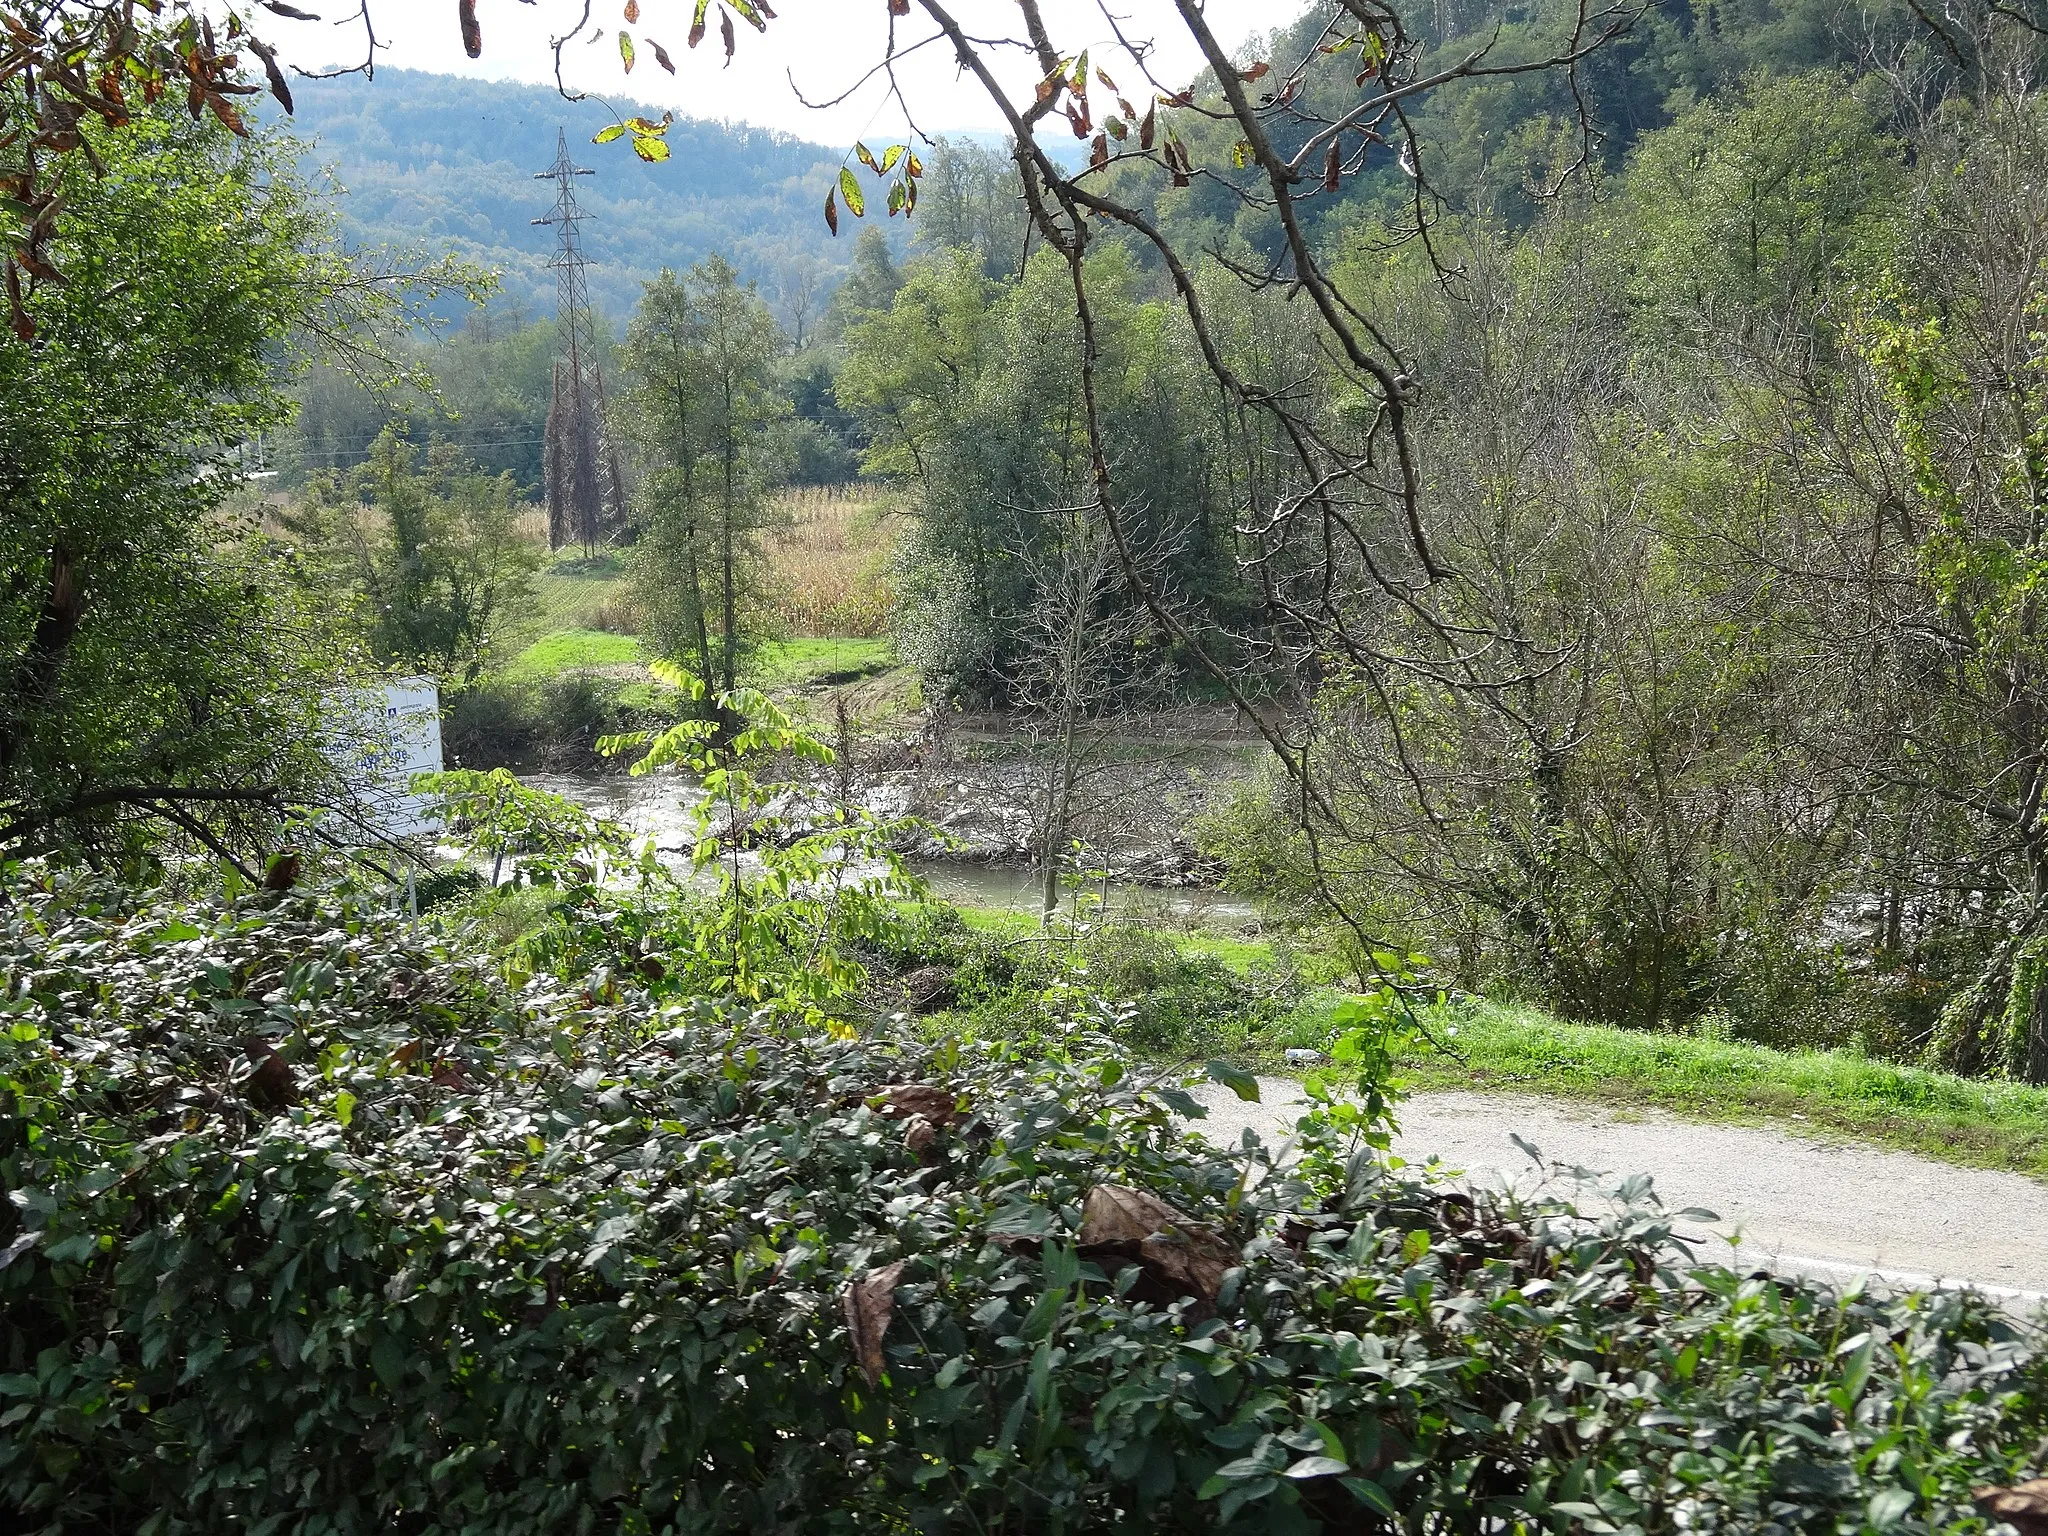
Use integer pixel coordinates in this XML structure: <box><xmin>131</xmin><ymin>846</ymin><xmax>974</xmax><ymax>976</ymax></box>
<box><xmin>525</xmin><ymin>770</ymin><xmax>1261</xmax><ymax>925</ymax></box>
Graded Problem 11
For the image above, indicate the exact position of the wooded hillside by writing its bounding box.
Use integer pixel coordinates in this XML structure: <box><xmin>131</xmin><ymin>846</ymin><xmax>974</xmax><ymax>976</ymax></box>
<box><xmin>284</xmin><ymin>70</ymin><xmax>855</xmax><ymax>320</ymax></box>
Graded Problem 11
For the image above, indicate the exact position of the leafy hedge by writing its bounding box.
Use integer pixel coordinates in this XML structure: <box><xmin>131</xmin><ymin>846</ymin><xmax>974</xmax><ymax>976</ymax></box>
<box><xmin>2</xmin><ymin>869</ymin><xmax>2044</xmax><ymax>1533</ymax></box>
<box><xmin>871</xmin><ymin>902</ymin><xmax>1306</xmax><ymax>1056</ymax></box>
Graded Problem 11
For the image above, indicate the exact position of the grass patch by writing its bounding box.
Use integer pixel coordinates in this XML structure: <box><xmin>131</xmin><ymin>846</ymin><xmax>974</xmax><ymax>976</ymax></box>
<box><xmin>752</xmin><ymin>636</ymin><xmax>894</xmax><ymax>686</ymax></box>
<box><xmin>954</xmin><ymin>905</ymin><xmax>1037</xmax><ymax>939</ymax></box>
<box><xmin>525</xmin><ymin>552</ymin><xmax>633</xmax><ymax>632</ymax></box>
<box><xmin>948</xmin><ymin>906</ymin><xmax>1276</xmax><ymax>976</ymax></box>
<box><xmin>919</xmin><ymin>905</ymin><xmax>2048</xmax><ymax>1180</ymax></box>
<box><xmin>1402</xmin><ymin>1000</ymin><xmax>2048</xmax><ymax>1180</ymax></box>
<box><xmin>507</xmin><ymin>628</ymin><xmax>645</xmax><ymax>680</ymax></box>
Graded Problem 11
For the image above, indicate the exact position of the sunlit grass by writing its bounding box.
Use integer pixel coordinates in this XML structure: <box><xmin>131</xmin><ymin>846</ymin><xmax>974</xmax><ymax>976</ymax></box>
<box><xmin>944</xmin><ymin>895</ymin><xmax>2048</xmax><ymax>1176</ymax></box>
<box><xmin>507</xmin><ymin>628</ymin><xmax>644</xmax><ymax>678</ymax></box>
<box><xmin>1400</xmin><ymin>1000</ymin><xmax>2048</xmax><ymax>1178</ymax></box>
<box><xmin>751</xmin><ymin>636</ymin><xmax>893</xmax><ymax>685</ymax></box>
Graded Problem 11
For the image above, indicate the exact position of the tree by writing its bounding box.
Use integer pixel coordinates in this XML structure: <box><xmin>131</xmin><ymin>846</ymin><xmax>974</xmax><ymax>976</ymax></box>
<box><xmin>621</xmin><ymin>258</ymin><xmax>785</xmax><ymax>697</ymax></box>
<box><xmin>913</xmin><ymin>136</ymin><xmax>1031</xmax><ymax>278</ymax></box>
<box><xmin>285</xmin><ymin>428</ymin><xmax>539</xmax><ymax>683</ymax></box>
<box><xmin>621</xmin><ymin>270</ymin><xmax>716</xmax><ymax>695</ymax></box>
<box><xmin>820</xmin><ymin>226</ymin><xmax>904</xmax><ymax>342</ymax></box>
<box><xmin>775</xmin><ymin>253</ymin><xmax>825</xmax><ymax>351</ymax></box>
<box><xmin>1842</xmin><ymin>79</ymin><xmax>2048</xmax><ymax>1078</ymax></box>
<box><xmin>1007</xmin><ymin>501</ymin><xmax>1186</xmax><ymax>922</ymax></box>
<box><xmin>0</xmin><ymin>108</ymin><xmax>448</xmax><ymax>870</ymax></box>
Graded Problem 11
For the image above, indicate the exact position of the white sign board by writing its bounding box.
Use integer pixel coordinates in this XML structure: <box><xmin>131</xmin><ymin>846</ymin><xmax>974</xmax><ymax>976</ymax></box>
<box><xmin>352</xmin><ymin>678</ymin><xmax>444</xmax><ymax>839</ymax></box>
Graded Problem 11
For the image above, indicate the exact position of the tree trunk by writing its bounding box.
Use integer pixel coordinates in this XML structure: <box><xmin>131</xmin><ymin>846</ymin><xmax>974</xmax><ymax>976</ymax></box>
<box><xmin>1</xmin><ymin>543</ymin><xmax>81</xmax><ymax>773</ymax></box>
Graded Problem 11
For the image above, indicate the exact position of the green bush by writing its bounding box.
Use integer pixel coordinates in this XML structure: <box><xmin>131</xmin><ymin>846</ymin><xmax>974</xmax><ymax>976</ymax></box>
<box><xmin>3</xmin><ymin>870</ymin><xmax>2044</xmax><ymax>1534</ymax></box>
<box><xmin>873</xmin><ymin>907</ymin><xmax>1304</xmax><ymax>1057</ymax></box>
<box><xmin>442</xmin><ymin>674</ymin><xmax>680</xmax><ymax>771</ymax></box>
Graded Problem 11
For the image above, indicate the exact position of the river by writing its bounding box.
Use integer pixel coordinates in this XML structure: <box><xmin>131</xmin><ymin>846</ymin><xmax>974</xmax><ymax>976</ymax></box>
<box><xmin>525</xmin><ymin>770</ymin><xmax>1260</xmax><ymax>925</ymax></box>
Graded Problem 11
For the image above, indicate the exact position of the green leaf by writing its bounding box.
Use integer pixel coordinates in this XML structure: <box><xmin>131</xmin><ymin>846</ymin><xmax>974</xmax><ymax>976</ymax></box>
<box><xmin>333</xmin><ymin>1090</ymin><xmax>356</xmax><ymax>1127</ymax></box>
<box><xmin>1867</xmin><ymin>1488</ymin><xmax>1915</xmax><ymax>1528</ymax></box>
<box><xmin>632</xmin><ymin>135</ymin><xmax>671</xmax><ymax>162</ymax></box>
<box><xmin>618</xmin><ymin>30</ymin><xmax>635</xmax><ymax>71</ymax></box>
<box><xmin>1209</xmin><ymin>1454</ymin><xmax>1273</xmax><ymax>1482</ymax></box>
<box><xmin>592</xmin><ymin>123</ymin><xmax>628</xmax><ymax>143</ymax></box>
<box><xmin>371</xmin><ymin>1334</ymin><xmax>405</xmax><ymax>1391</ymax></box>
<box><xmin>1205</xmin><ymin>1060</ymin><xmax>1260</xmax><ymax>1102</ymax></box>
<box><xmin>1834</xmin><ymin>1332</ymin><xmax>1874</xmax><ymax>1404</ymax></box>
<box><xmin>1340</xmin><ymin>1477</ymin><xmax>1396</xmax><ymax>1515</ymax></box>
<box><xmin>1282</xmin><ymin>1455</ymin><xmax>1349</xmax><ymax>1479</ymax></box>
<box><xmin>839</xmin><ymin>167</ymin><xmax>866</xmax><ymax>217</ymax></box>
<box><xmin>880</xmin><ymin>143</ymin><xmax>906</xmax><ymax>172</ymax></box>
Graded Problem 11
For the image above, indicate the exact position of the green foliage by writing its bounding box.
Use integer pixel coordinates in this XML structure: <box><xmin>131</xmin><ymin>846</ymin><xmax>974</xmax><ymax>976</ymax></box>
<box><xmin>0</xmin><ymin>108</ymin><xmax>449</xmax><ymax>869</ymax></box>
<box><xmin>416</xmin><ymin>768</ymin><xmax>641</xmax><ymax>888</ymax></box>
<box><xmin>621</xmin><ymin>258</ymin><xmax>789</xmax><ymax>696</ymax></box>
<box><xmin>440</xmin><ymin>671</ymin><xmax>679</xmax><ymax>772</ymax></box>
<box><xmin>880</xmin><ymin>904</ymin><xmax>1312</xmax><ymax>1058</ymax></box>
<box><xmin>284</xmin><ymin>428</ymin><xmax>540</xmax><ymax>681</ymax></box>
<box><xmin>839</xmin><ymin>245</ymin><xmax>1233</xmax><ymax>704</ymax></box>
<box><xmin>4</xmin><ymin>869</ymin><xmax>2044</xmax><ymax>1533</ymax></box>
<box><xmin>1625</xmin><ymin>71</ymin><xmax>1903</xmax><ymax>353</ymax></box>
<box><xmin>598</xmin><ymin>661</ymin><xmax>920</xmax><ymax>1017</ymax></box>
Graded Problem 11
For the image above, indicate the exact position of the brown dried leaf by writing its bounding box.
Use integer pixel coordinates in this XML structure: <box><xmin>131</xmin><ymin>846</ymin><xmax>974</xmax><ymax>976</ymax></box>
<box><xmin>1080</xmin><ymin>1185</ymin><xmax>1237</xmax><ymax>1308</ymax></box>
<box><xmin>841</xmin><ymin>1259</ymin><xmax>905</xmax><ymax>1386</ymax></box>
<box><xmin>873</xmin><ymin>1083</ymin><xmax>959</xmax><ymax>1125</ymax></box>
<box><xmin>5</xmin><ymin>259</ymin><xmax>34</xmax><ymax>341</ymax></box>
<box><xmin>1977</xmin><ymin>1481</ymin><xmax>2048</xmax><ymax>1536</ymax></box>
<box><xmin>241</xmin><ymin>1038</ymin><xmax>302</xmax><ymax>1110</ymax></box>
<box><xmin>431</xmin><ymin>1059</ymin><xmax>475</xmax><ymax>1092</ymax></box>
<box><xmin>246</xmin><ymin>37</ymin><xmax>292</xmax><ymax>112</ymax></box>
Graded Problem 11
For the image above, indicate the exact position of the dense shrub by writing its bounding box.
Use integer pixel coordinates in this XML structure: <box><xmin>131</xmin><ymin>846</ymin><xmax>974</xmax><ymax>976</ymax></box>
<box><xmin>442</xmin><ymin>674</ymin><xmax>675</xmax><ymax>771</ymax></box>
<box><xmin>873</xmin><ymin>904</ymin><xmax>1303</xmax><ymax>1056</ymax></box>
<box><xmin>3</xmin><ymin>870</ymin><xmax>2045</xmax><ymax>1534</ymax></box>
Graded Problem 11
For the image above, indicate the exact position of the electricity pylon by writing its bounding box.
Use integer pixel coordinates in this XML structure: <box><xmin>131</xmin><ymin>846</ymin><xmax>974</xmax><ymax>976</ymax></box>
<box><xmin>534</xmin><ymin>128</ymin><xmax>625</xmax><ymax>551</ymax></box>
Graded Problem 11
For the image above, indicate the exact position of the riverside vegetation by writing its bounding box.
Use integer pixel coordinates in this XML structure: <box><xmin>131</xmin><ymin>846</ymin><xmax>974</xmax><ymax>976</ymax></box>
<box><xmin>8</xmin><ymin>693</ymin><xmax>2048</xmax><ymax>1532</ymax></box>
<box><xmin>10</xmin><ymin>0</ymin><xmax>2048</xmax><ymax>1530</ymax></box>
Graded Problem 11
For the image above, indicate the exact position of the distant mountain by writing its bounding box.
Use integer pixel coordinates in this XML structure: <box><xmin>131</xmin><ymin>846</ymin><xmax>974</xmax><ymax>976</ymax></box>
<box><xmin>285</xmin><ymin>70</ymin><xmax>857</xmax><ymax>321</ymax></box>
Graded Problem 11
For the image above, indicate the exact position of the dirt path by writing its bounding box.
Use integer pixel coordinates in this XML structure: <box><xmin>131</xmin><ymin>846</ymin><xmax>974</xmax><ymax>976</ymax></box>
<box><xmin>1188</xmin><ymin>1080</ymin><xmax>2048</xmax><ymax>1305</ymax></box>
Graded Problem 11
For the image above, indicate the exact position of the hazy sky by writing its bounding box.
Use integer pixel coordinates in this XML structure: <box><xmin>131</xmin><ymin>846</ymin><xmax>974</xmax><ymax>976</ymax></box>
<box><xmin>270</xmin><ymin>0</ymin><xmax>1306</xmax><ymax>145</ymax></box>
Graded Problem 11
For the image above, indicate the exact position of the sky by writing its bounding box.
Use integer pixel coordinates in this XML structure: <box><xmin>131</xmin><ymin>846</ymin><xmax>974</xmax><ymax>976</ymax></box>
<box><xmin>267</xmin><ymin>0</ymin><xmax>1306</xmax><ymax>147</ymax></box>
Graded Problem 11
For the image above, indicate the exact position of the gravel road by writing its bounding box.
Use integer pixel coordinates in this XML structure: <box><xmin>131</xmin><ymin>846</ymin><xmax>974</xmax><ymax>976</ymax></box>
<box><xmin>1187</xmin><ymin>1080</ymin><xmax>2048</xmax><ymax>1305</ymax></box>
